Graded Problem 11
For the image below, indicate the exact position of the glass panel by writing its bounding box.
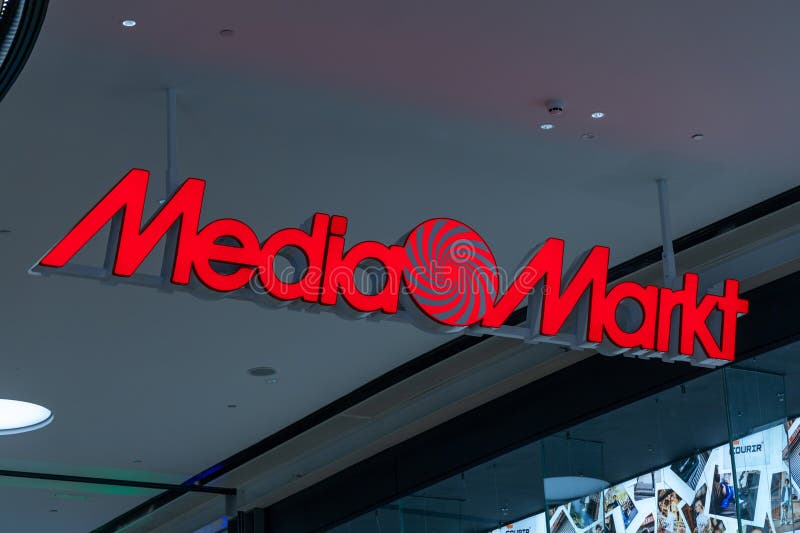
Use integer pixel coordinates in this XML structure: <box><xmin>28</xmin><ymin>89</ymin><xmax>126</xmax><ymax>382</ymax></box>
<box><xmin>725</xmin><ymin>367</ymin><xmax>786</xmax><ymax>441</ymax></box>
<box><xmin>325</xmin><ymin>507</ymin><xmax>402</xmax><ymax>533</ymax></box>
<box><xmin>328</xmin><ymin>340</ymin><xmax>800</xmax><ymax>533</ymax></box>
<box><xmin>784</xmin><ymin>418</ymin><xmax>800</xmax><ymax>533</ymax></box>
<box><xmin>723</xmin><ymin>366</ymin><xmax>791</xmax><ymax>533</ymax></box>
<box><xmin>538</xmin><ymin>371</ymin><xmax>730</xmax><ymax>533</ymax></box>
<box><xmin>329</xmin><ymin>441</ymin><xmax>546</xmax><ymax>533</ymax></box>
<box><xmin>396</xmin><ymin>442</ymin><xmax>545</xmax><ymax>533</ymax></box>
<box><xmin>542</xmin><ymin>435</ymin><xmax>606</xmax><ymax>533</ymax></box>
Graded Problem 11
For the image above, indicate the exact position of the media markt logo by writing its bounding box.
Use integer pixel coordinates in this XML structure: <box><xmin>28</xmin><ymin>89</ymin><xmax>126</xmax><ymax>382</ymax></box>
<box><xmin>33</xmin><ymin>169</ymin><xmax>748</xmax><ymax>362</ymax></box>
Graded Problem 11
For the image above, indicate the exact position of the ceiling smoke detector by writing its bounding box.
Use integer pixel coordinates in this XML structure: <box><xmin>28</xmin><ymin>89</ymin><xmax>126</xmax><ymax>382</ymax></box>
<box><xmin>546</xmin><ymin>99</ymin><xmax>566</xmax><ymax>116</ymax></box>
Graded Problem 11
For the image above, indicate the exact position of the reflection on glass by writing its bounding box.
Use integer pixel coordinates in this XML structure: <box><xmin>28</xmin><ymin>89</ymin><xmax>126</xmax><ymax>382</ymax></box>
<box><xmin>493</xmin><ymin>420</ymin><xmax>800</xmax><ymax>533</ymax></box>
<box><xmin>329</xmin><ymin>342</ymin><xmax>800</xmax><ymax>533</ymax></box>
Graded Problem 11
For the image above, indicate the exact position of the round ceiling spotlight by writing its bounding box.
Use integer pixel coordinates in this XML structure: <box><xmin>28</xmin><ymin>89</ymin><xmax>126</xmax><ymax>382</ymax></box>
<box><xmin>0</xmin><ymin>399</ymin><xmax>53</xmax><ymax>435</ymax></box>
<box><xmin>540</xmin><ymin>123</ymin><xmax>554</xmax><ymax>131</ymax></box>
<box><xmin>691</xmin><ymin>133</ymin><xmax>705</xmax><ymax>141</ymax></box>
<box><xmin>219</xmin><ymin>29</ymin><xmax>235</xmax><ymax>37</ymax></box>
<box><xmin>121</xmin><ymin>19</ymin><xmax>137</xmax><ymax>28</ymax></box>
<box><xmin>591</xmin><ymin>111</ymin><xmax>605</xmax><ymax>119</ymax></box>
<box><xmin>247</xmin><ymin>366</ymin><xmax>276</xmax><ymax>377</ymax></box>
<box><xmin>580</xmin><ymin>132</ymin><xmax>597</xmax><ymax>140</ymax></box>
<box><xmin>247</xmin><ymin>367</ymin><xmax>279</xmax><ymax>384</ymax></box>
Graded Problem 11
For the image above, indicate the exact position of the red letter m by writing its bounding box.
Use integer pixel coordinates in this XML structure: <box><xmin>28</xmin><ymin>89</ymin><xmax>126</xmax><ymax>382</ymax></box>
<box><xmin>39</xmin><ymin>169</ymin><xmax>205</xmax><ymax>284</ymax></box>
<box><xmin>480</xmin><ymin>238</ymin><xmax>609</xmax><ymax>340</ymax></box>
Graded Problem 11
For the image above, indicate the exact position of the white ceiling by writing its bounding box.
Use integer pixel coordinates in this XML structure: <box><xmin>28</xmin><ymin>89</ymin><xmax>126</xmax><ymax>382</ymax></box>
<box><xmin>1</xmin><ymin>1</ymin><xmax>800</xmax><ymax>531</ymax></box>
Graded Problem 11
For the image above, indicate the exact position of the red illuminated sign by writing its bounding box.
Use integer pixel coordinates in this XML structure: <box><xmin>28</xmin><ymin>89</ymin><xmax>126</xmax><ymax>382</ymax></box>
<box><xmin>37</xmin><ymin>169</ymin><xmax>748</xmax><ymax>362</ymax></box>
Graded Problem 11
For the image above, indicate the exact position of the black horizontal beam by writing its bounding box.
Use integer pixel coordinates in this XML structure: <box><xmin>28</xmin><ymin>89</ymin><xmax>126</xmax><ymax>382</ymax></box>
<box><xmin>0</xmin><ymin>469</ymin><xmax>236</xmax><ymax>496</ymax></box>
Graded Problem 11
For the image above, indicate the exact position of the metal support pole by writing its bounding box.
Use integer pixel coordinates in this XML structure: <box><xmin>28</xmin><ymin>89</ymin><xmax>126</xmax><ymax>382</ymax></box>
<box><xmin>656</xmin><ymin>179</ymin><xmax>677</xmax><ymax>289</ymax></box>
<box><xmin>166</xmin><ymin>87</ymin><xmax>178</xmax><ymax>196</ymax></box>
<box><xmin>160</xmin><ymin>88</ymin><xmax>179</xmax><ymax>283</ymax></box>
<box><xmin>225</xmin><ymin>492</ymin><xmax>239</xmax><ymax>518</ymax></box>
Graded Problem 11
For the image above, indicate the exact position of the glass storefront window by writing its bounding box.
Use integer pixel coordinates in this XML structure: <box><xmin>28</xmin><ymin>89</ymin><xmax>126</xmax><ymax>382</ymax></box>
<box><xmin>330</xmin><ymin>341</ymin><xmax>800</xmax><ymax>533</ymax></box>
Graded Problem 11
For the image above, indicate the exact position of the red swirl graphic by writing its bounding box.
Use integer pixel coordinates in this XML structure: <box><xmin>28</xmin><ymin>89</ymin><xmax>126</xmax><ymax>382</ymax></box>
<box><xmin>402</xmin><ymin>218</ymin><xmax>499</xmax><ymax>327</ymax></box>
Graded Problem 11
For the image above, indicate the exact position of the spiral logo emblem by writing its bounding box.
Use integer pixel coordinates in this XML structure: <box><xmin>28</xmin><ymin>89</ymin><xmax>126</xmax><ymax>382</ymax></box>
<box><xmin>402</xmin><ymin>218</ymin><xmax>499</xmax><ymax>327</ymax></box>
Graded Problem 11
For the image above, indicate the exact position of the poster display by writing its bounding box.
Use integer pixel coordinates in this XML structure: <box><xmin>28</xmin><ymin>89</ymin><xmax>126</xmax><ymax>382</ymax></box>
<box><xmin>492</xmin><ymin>419</ymin><xmax>800</xmax><ymax>533</ymax></box>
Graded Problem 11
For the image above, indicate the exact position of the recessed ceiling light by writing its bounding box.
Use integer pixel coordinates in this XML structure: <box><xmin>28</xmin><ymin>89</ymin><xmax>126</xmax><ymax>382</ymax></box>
<box><xmin>219</xmin><ymin>29</ymin><xmax>235</xmax><ymax>37</ymax></box>
<box><xmin>590</xmin><ymin>112</ymin><xmax>605</xmax><ymax>119</ymax></box>
<box><xmin>0</xmin><ymin>399</ymin><xmax>53</xmax><ymax>435</ymax></box>
<box><xmin>121</xmin><ymin>19</ymin><xmax>137</xmax><ymax>28</ymax></box>
<box><xmin>247</xmin><ymin>366</ymin><xmax>276</xmax><ymax>377</ymax></box>
<box><xmin>540</xmin><ymin>123</ymin><xmax>554</xmax><ymax>131</ymax></box>
<box><xmin>580</xmin><ymin>132</ymin><xmax>597</xmax><ymax>140</ymax></box>
<box><xmin>691</xmin><ymin>133</ymin><xmax>704</xmax><ymax>141</ymax></box>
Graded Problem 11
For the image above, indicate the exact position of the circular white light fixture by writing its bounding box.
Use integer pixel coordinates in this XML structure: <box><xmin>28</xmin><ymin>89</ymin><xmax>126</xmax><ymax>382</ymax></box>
<box><xmin>121</xmin><ymin>19</ymin><xmax>137</xmax><ymax>28</ymax></box>
<box><xmin>691</xmin><ymin>133</ymin><xmax>704</xmax><ymax>141</ymax></box>
<box><xmin>0</xmin><ymin>399</ymin><xmax>53</xmax><ymax>435</ymax></box>
<box><xmin>591</xmin><ymin>111</ymin><xmax>605</xmax><ymax>119</ymax></box>
<box><xmin>544</xmin><ymin>476</ymin><xmax>609</xmax><ymax>502</ymax></box>
<box><xmin>540</xmin><ymin>123</ymin><xmax>554</xmax><ymax>131</ymax></box>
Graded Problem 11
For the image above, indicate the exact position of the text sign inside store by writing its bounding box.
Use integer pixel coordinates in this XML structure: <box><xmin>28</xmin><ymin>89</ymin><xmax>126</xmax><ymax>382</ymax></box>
<box><xmin>38</xmin><ymin>169</ymin><xmax>748</xmax><ymax>361</ymax></box>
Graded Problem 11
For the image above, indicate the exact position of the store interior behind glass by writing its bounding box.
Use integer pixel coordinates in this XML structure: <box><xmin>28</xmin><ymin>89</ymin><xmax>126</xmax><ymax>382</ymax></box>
<box><xmin>331</xmin><ymin>340</ymin><xmax>800</xmax><ymax>533</ymax></box>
